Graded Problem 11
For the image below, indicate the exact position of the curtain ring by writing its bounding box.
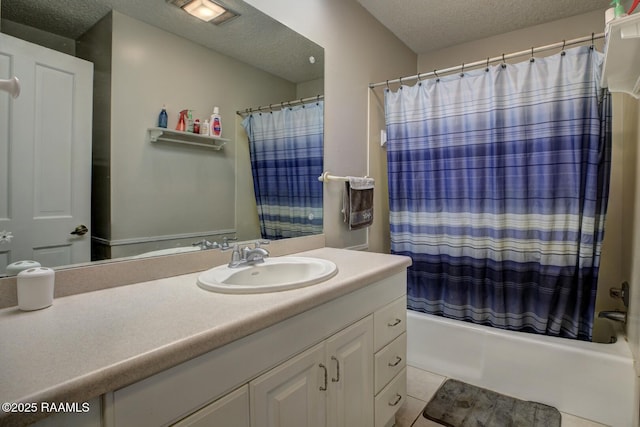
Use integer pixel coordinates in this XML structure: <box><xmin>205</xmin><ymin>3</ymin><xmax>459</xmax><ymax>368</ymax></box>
<box><xmin>485</xmin><ymin>57</ymin><xmax>490</xmax><ymax>72</ymax></box>
<box><xmin>530</xmin><ymin>47</ymin><xmax>535</xmax><ymax>63</ymax></box>
<box><xmin>561</xmin><ymin>40</ymin><xmax>566</xmax><ymax>56</ymax></box>
<box><xmin>460</xmin><ymin>62</ymin><xmax>465</xmax><ymax>78</ymax></box>
<box><xmin>501</xmin><ymin>53</ymin><xmax>507</xmax><ymax>69</ymax></box>
<box><xmin>433</xmin><ymin>69</ymin><xmax>440</xmax><ymax>82</ymax></box>
<box><xmin>591</xmin><ymin>32</ymin><xmax>595</xmax><ymax>50</ymax></box>
<box><xmin>399</xmin><ymin>76</ymin><xmax>403</xmax><ymax>87</ymax></box>
<box><xmin>386</xmin><ymin>80</ymin><xmax>390</xmax><ymax>91</ymax></box>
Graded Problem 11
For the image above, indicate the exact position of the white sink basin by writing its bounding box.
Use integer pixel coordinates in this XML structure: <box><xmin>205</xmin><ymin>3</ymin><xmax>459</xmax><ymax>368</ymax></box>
<box><xmin>197</xmin><ymin>256</ymin><xmax>338</xmax><ymax>294</ymax></box>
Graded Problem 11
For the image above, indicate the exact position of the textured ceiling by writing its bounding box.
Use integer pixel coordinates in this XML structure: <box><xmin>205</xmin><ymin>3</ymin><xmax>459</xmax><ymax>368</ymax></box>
<box><xmin>2</xmin><ymin>0</ymin><xmax>613</xmax><ymax>81</ymax></box>
<box><xmin>0</xmin><ymin>0</ymin><xmax>324</xmax><ymax>84</ymax></box>
<box><xmin>356</xmin><ymin>0</ymin><xmax>609</xmax><ymax>54</ymax></box>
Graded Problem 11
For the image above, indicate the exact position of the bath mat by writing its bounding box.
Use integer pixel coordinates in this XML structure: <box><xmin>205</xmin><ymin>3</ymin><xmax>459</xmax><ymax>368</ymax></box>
<box><xmin>423</xmin><ymin>379</ymin><xmax>561</xmax><ymax>427</ymax></box>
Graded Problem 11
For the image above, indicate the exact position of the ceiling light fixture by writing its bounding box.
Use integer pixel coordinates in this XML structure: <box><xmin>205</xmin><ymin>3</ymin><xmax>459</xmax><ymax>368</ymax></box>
<box><xmin>183</xmin><ymin>0</ymin><xmax>225</xmax><ymax>22</ymax></box>
<box><xmin>169</xmin><ymin>0</ymin><xmax>239</xmax><ymax>25</ymax></box>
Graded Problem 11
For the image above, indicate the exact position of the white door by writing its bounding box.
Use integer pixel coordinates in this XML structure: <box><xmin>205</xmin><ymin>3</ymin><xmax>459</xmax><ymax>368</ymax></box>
<box><xmin>0</xmin><ymin>33</ymin><xmax>93</xmax><ymax>271</ymax></box>
<box><xmin>250</xmin><ymin>342</ymin><xmax>326</xmax><ymax>427</ymax></box>
<box><xmin>325</xmin><ymin>316</ymin><xmax>374</xmax><ymax>427</ymax></box>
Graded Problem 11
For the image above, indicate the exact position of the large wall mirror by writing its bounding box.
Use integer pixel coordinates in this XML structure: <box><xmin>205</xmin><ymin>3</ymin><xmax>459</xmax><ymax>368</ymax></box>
<box><xmin>0</xmin><ymin>0</ymin><xmax>324</xmax><ymax>274</ymax></box>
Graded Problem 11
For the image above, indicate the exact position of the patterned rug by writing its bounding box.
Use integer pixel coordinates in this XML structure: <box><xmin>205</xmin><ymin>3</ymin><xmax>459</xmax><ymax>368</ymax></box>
<box><xmin>424</xmin><ymin>379</ymin><xmax>561</xmax><ymax>427</ymax></box>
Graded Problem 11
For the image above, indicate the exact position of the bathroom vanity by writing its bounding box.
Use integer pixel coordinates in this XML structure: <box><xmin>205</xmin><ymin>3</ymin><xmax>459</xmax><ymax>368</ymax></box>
<box><xmin>0</xmin><ymin>247</ymin><xmax>410</xmax><ymax>427</ymax></box>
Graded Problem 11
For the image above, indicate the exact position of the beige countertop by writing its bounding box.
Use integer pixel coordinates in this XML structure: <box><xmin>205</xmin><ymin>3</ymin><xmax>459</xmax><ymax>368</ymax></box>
<box><xmin>0</xmin><ymin>247</ymin><xmax>410</xmax><ymax>426</ymax></box>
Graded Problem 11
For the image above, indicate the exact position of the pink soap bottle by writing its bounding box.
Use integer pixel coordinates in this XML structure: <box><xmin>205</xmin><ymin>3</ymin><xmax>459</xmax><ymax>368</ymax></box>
<box><xmin>210</xmin><ymin>107</ymin><xmax>222</xmax><ymax>137</ymax></box>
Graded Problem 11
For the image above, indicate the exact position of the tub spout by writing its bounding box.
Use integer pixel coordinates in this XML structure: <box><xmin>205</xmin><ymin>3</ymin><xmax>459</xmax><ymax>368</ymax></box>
<box><xmin>598</xmin><ymin>310</ymin><xmax>626</xmax><ymax>323</ymax></box>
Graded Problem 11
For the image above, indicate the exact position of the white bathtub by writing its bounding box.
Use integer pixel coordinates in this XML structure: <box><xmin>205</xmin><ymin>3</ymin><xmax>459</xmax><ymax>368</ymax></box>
<box><xmin>407</xmin><ymin>310</ymin><xmax>637</xmax><ymax>426</ymax></box>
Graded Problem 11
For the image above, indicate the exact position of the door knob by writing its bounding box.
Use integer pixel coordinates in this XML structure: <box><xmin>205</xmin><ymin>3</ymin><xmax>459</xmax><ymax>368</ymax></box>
<box><xmin>70</xmin><ymin>225</ymin><xmax>88</xmax><ymax>236</ymax></box>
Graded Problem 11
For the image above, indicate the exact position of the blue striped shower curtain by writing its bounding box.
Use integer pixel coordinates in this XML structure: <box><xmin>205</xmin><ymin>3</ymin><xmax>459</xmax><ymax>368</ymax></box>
<box><xmin>385</xmin><ymin>47</ymin><xmax>611</xmax><ymax>340</ymax></box>
<box><xmin>242</xmin><ymin>101</ymin><xmax>323</xmax><ymax>240</ymax></box>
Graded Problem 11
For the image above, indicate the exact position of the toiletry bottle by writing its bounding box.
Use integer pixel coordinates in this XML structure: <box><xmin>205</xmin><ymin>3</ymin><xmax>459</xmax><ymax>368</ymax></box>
<box><xmin>193</xmin><ymin>119</ymin><xmax>200</xmax><ymax>134</ymax></box>
<box><xmin>186</xmin><ymin>110</ymin><xmax>194</xmax><ymax>133</ymax></box>
<box><xmin>611</xmin><ymin>0</ymin><xmax>627</xmax><ymax>18</ymax></box>
<box><xmin>176</xmin><ymin>109</ymin><xmax>187</xmax><ymax>131</ymax></box>
<box><xmin>158</xmin><ymin>105</ymin><xmax>168</xmax><ymax>128</ymax></box>
<box><xmin>210</xmin><ymin>107</ymin><xmax>222</xmax><ymax>137</ymax></box>
<box><xmin>202</xmin><ymin>119</ymin><xmax>210</xmax><ymax>136</ymax></box>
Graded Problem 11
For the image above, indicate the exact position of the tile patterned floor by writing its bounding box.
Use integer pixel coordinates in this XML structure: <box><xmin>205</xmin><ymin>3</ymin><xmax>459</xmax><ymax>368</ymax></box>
<box><xmin>396</xmin><ymin>365</ymin><xmax>609</xmax><ymax>427</ymax></box>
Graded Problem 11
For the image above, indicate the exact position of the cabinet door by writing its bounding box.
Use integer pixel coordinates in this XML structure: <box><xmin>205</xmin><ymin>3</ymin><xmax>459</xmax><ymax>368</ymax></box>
<box><xmin>250</xmin><ymin>342</ymin><xmax>326</xmax><ymax>427</ymax></box>
<box><xmin>172</xmin><ymin>385</ymin><xmax>249</xmax><ymax>427</ymax></box>
<box><xmin>325</xmin><ymin>315</ymin><xmax>374</xmax><ymax>427</ymax></box>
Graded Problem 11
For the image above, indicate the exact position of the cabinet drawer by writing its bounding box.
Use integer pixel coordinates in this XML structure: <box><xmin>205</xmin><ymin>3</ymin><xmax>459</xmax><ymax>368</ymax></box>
<box><xmin>374</xmin><ymin>367</ymin><xmax>407</xmax><ymax>427</ymax></box>
<box><xmin>374</xmin><ymin>332</ymin><xmax>406</xmax><ymax>394</ymax></box>
<box><xmin>172</xmin><ymin>385</ymin><xmax>249</xmax><ymax>427</ymax></box>
<box><xmin>374</xmin><ymin>296</ymin><xmax>406</xmax><ymax>351</ymax></box>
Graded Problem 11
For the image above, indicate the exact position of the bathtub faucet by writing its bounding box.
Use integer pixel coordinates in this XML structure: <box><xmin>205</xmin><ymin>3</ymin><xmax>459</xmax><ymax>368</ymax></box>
<box><xmin>598</xmin><ymin>310</ymin><xmax>627</xmax><ymax>323</ymax></box>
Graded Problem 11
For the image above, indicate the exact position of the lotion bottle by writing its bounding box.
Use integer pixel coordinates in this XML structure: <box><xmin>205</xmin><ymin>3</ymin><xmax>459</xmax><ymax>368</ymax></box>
<box><xmin>210</xmin><ymin>107</ymin><xmax>222</xmax><ymax>137</ymax></box>
<box><xmin>201</xmin><ymin>119</ymin><xmax>210</xmax><ymax>136</ymax></box>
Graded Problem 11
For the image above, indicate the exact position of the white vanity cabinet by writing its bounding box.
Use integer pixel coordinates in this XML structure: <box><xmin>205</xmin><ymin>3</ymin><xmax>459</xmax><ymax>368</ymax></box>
<box><xmin>373</xmin><ymin>296</ymin><xmax>407</xmax><ymax>427</ymax></box>
<box><xmin>250</xmin><ymin>342</ymin><xmax>326</xmax><ymax>427</ymax></box>
<box><xmin>106</xmin><ymin>271</ymin><xmax>407</xmax><ymax>427</ymax></box>
<box><xmin>325</xmin><ymin>315</ymin><xmax>374</xmax><ymax>427</ymax></box>
<box><xmin>250</xmin><ymin>316</ymin><xmax>373</xmax><ymax>427</ymax></box>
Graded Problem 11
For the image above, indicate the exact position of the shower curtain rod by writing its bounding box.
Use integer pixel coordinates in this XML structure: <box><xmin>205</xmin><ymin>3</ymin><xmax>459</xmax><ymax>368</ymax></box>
<box><xmin>369</xmin><ymin>32</ymin><xmax>605</xmax><ymax>89</ymax></box>
<box><xmin>236</xmin><ymin>94</ymin><xmax>324</xmax><ymax>116</ymax></box>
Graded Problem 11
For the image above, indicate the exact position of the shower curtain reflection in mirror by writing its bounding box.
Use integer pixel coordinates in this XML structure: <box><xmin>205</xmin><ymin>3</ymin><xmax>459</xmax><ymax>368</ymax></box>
<box><xmin>242</xmin><ymin>101</ymin><xmax>323</xmax><ymax>240</ymax></box>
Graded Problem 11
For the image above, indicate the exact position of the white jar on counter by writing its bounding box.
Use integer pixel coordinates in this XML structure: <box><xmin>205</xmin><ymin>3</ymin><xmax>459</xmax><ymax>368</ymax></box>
<box><xmin>17</xmin><ymin>267</ymin><xmax>55</xmax><ymax>311</ymax></box>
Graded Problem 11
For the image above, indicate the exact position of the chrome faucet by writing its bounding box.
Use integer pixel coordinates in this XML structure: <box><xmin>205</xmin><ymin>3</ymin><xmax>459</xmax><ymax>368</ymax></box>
<box><xmin>192</xmin><ymin>239</ymin><xmax>220</xmax><ymax>250</ymax></box>
<box><xmin>227</xmin><ymin>240</ymin><xmax>270</xmax><ymax>268</ymax></box>
<box><xmin>220</xmin><ymin>236</ymin><xmax>238</xmax><ymax>250</ymax></box>
<box><xmin>598</xmin><ymin>310</ymin><xmax>627</xmax><ymax>323</ymax></box>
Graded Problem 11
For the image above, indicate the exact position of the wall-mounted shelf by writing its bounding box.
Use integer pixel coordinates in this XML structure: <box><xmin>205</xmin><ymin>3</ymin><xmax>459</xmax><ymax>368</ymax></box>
<box><xmin>148</xmin><ymin>127</ymin><xmax>229</xmax><ymax>150</ymax></box>
<box><xmin>601</xmin><ymin>13</ymin><xmax>640</xmax><ymax>99</ymax></box>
